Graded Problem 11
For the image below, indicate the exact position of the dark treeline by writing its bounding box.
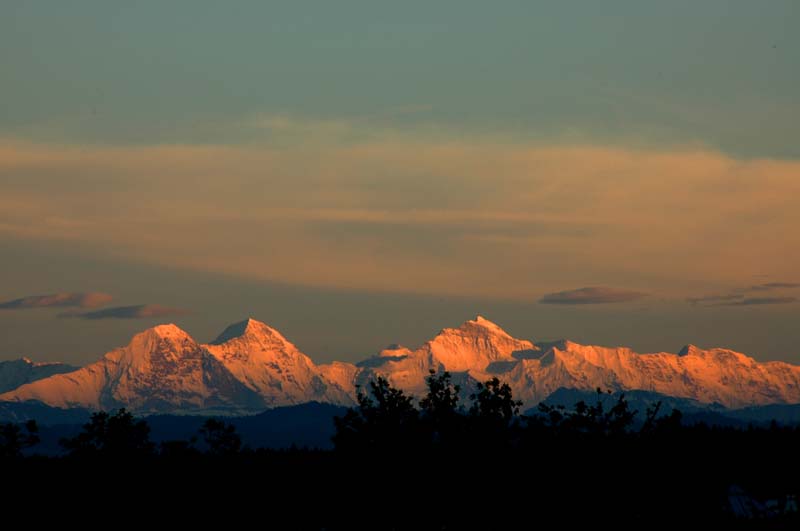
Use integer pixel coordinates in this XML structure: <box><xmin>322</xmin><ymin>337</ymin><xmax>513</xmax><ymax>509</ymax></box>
<box><xmin>2</xmin><ymin>371</ymin><xmax>799</xmax><ymax>527</ymax></box>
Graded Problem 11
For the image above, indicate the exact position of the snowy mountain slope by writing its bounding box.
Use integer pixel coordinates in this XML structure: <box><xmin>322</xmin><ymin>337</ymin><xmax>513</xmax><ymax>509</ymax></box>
<box><xmin>317</xmin><ymin>361</ymin><xmax>360</xmax><ymax>395</ymax></box>
<box><xmin>2</xmin><ymin>316</ymin><xmax>800</xmax><ymax>413</ymax></box>
<box><xmin>0</xmin><ymin>358</ymin><xmax>78</xmax><ymax>393</ymax></box>
<box><xmin>204</xmin><ymin>318</ymin><xmax>353</xmax><ymax>406</ymax></box>
<box><xmin>347</xmin><ymin>316</ymin><xmax>533</xmax><ymax>397</ymax></box>
<box><xmin>333</xmin><ymin>317</ymin><xmax>800</xmax><ymax>409</ymax></box>
<box><xmin>0</xmin><ymin>325</ymin><xmax>263</xmax><ymax>413</ymax></box>
<box><xmin>498</xmin><ymin>340</ymin><xmax>800</xmax><ymax>408</ymax></box>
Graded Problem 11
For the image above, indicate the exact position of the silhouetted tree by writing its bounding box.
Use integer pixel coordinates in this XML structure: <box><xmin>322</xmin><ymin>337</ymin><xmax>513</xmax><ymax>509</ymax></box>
<box><xmin>333</xmin><ymin>376</ymin><xmax>420</xmax><ymax>452</ymax></box>
<box><xmin>469</xmin><ymin>377</ymin><xmax>521</xmax><ymax>425</ymax></box>
<box><xmin>534</xmin><ymin>402</ymin><xmax>566</xmax><ymax>434</ymax></box>
<box><xmin>60</xmin><ymin>409</ymin><xmax>154</xmax><ymax>458</ymax></box>
<box><xmin>640</xmin><ymin>401</ymin><xmax>683</xmax><ymax>436</ymax></box>
<box><xmin>199</xmin><ymin>419</ymin><xmax>241</xmax><ymax>456</ymax></box>
<box><xmin>419</xmin><ymin>370</ymin><xmax>463</xmax><ymax>446</ymax></box>
<box><xmin>420</xmin><ymin>370</ymin><xmax>461</xmax><ymax>418</ymax></box>
<box><xmin>535</xmin><ymin>389</ymin><xmax>637</xmax><ymax>437</ymax></box>
<box><xmin>0</xmin><ymin>420</ymin><xmax>39</xmax><ymax>458</ymax></box>
<box><xmin>465</xmin><ymin>377</ymin><xmax>523</xmax><ymax>448</ymax></box>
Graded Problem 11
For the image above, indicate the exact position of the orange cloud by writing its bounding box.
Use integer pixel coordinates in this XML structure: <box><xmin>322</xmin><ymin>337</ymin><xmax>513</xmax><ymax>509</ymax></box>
<box><xmin>1</xmin><ymin>135</ymin><xmax>799</xmax><ymax>300</ymax></box>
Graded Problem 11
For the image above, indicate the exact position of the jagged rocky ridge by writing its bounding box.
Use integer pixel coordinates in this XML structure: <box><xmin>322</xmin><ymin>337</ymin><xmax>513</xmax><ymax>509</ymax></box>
<box><xmin>2</xmin><ymin>316</ymin><xmax>800</xmax><ymax>414</ymax></box>
<box><xmin>0</xmin><ymin>358</ymin><xmax>78</xmax><ymax>394</ymax></box>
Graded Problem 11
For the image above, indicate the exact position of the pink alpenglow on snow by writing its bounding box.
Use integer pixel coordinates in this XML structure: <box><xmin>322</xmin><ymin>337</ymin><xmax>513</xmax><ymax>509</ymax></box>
<box><xmin>3</xmin><ymin>316</ymin><xmax>800</xmax><ymax>414</ymax></box>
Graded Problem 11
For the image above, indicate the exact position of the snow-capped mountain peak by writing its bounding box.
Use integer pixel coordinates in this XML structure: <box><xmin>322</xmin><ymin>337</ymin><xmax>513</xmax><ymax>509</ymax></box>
<box><xmin>207</xmin><ymin>318</ymin><xmax>301</xmax><ymax>363</ymax></box>
<box><xmin>124</xmin><ymin>323</ymin><xmax>195</xmax><ymax>350</ymax></box>
<box><xmin>151</xmin><ymin>323</ymin><xmax>186</xmax><ymax>335</ymax></box>
<box><xmin>203</xmin><ymin>319</ymin><xmax>354</xmax><ymax>406</ymax></box>
<box><xmin>466</xmin><ymin>315</ymin><xmax>510</xmax><ymax>335</ymax></box>
<box><xmin>0</xmin><ymin>323</ymin><xmax>209</xmax><ymax>411</ymax></box>
<box><xmin>3</xmin><ymin>317</ymin><xmax>800</xmax><ymax>414</ymax></box>
<box><xmin>210</xmin><ymin>317</ymin><xmax>288</xmax><ymax>345</ymax></box>
<box><xmin>678</xmin><ymin>344</ymin><xmax>700</xmax><ymax>356</ymax></box>
<box><xmin>422</xmin><ymin>316</ymin><xmax>538</xmax><ymax>372</ymax></box>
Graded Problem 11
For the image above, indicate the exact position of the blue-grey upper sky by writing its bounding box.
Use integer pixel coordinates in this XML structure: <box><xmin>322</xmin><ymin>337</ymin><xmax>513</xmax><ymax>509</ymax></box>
<box><xmin>1</xmin><ymin>1</ymin><xmax>799</xmax><ymax>364</ymax></box>
<box><xmin>3</xmin><ymin>1</ymin><xmax>798</xmax><ymax>155</ymax></box>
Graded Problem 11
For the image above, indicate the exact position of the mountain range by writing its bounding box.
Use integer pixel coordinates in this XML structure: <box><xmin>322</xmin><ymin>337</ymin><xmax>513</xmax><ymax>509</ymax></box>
<box><xmin>0</xmin><ymin>357</ymin><xmax>78</xmax><ymax>394</ymax></box>
<box><xmin>2</xmin><ymin>316</ymin><xmax>800</xmax><ymax>418</ymax></box>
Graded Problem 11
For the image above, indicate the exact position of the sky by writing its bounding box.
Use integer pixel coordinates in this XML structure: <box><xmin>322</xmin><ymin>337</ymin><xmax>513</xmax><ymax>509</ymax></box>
<box><xmin>1</xmin><ymin>1</ymin><xmax>799</xmax><ymax>365</ymax></box>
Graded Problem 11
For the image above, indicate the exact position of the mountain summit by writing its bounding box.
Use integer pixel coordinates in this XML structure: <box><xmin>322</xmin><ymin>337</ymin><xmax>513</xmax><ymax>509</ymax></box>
<box><xmin>204</xmin><ymin>317</ymin><xmax>352</xmax><ymax>406</ymax></box>
<box><xmin>2</xmin><ymin>316</ymin><xmax>800</xmax><ymax>414</ymax></box>
<box><xmin>0</xmin><ymin>324</ymin><xmax>263</xmax><ymax>412</ymax></box>
<box><xmin>422</xmin><ymin>315</ymin><xmax>539</xmax><ymax>372</ymax></box>
<box><xmin>210</xmin><ymin>318</ymin><xmax>280</xmax><ymax>345</ymax></box>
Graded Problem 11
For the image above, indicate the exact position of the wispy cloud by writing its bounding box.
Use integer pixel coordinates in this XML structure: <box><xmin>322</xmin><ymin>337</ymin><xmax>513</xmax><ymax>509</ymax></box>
<box><xmin>60</xmin><ymin>304</ymin><xmax>187</xmax><ymax>320</ymax></box>
<box><xmin>714</xmin><ymin>297</ymin><xmax>798</xmax><ymax>307</ymax></box>
<box><xmin>1</xmin><ymin>135</ymin><xmax>799</xmax><ymax>300</ymax></box>
<box><xmin>749</xmin><ymin>282</ymin><xmax>800</xmax><ymax>291</ymax></box>
<box><xmin>0</xmin><ymin>292</ymin><xmax>112</xmax><ymax>310</ymax></box>
<box><xmin>689</xmin><ymin>281</ymin><xmax>800</xmax><ymax>306</ymax></box>
<box><xmin>687</xmin><ymin>294</ymin><xmax>745</xmax><ymax>305</ymax></box>
<box><xmin>539</xmin><ymin>287</ymin><xmax>647</xmax><ymax>305</ymax></box>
